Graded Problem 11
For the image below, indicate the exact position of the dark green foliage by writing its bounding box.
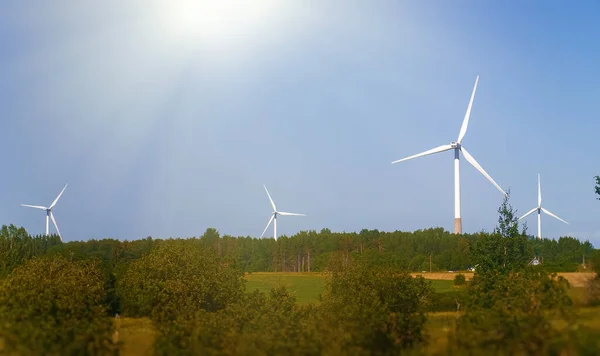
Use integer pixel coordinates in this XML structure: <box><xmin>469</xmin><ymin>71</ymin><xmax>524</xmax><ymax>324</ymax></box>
<box><xmin>450</xmin><ymin>269</ymin><xmax>576</xmax><ymax>355</ymax></box>
<box><xmin>529</xmin><ymin>237</ymin><xmax>595</xmax><ymax>272</ymax></box>
<box><xmin>152</xmin><ymin>259</ymin><xmax>433</xmax><ymax>355</ymax></box>
<box><xmin>154</xmin><ymin>286</ymin><xmax>319</xmax><ymax>356</ymax></box>
<box><xmin>595</xmin><ymin>175</ymin><xmax>600</xmax><ymax>200</ymax></box>
<box><xmin>116</xmin><ymin>239</ymin><xmax>245</xmax><ymax>319</ymax></box>
<box><xmin>7</xmin><ymin>223</ymin><xmax>591</xmax><ymax>276</ymax></box>
<box><xmin>429</xmin><ymin>290</ymin><xmax>467</xmax><ymax>312</ymax></box>
<box><xmin>494</xmin><ymin>190</ymin><xmax>526</xmax><ymax>238</ymax></box>
<box><xmin>470</xmin><ymin>191</ymin><xmax>531</xmax><ymax>275</ymax></box>
<box><xmin>585</xmin><ymin>250</ymin><xmax>600</xmax><ymax>306</ymax></box>
<box><xmin>0</xmin><ymin>255</ymin><xmax>116</xmax><ymax>355</ymax></box>
<box><xmin>0</xmin><ymin>224</ymin><xmax>62</xmax><ymax>276</ymax></box>
<box><xmin>471</xmin><ymin>233</ymin><xmax>530</xmax><ymax>275</ymax></box>
<box><xmin>585</xmin><ymin>277</ymin><xmax>600</xmax><ymax>306</ymax></box>
<box><xmin>592</xmin><ymin>249</ymin><xmax>600</xmax><ymax>276</ymax></box>
<box><xmin>316</xmin><ymin>260</ymin><xmax>433</xmax><ymax>354</ymax></box>
<box><xmin>454</xmin><ymin>273</ymin><xmax>466</xmax><ymax>286</ymax></box>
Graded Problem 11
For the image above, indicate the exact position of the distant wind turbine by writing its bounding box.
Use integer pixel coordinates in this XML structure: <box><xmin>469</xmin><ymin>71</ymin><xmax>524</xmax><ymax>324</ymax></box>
<box><xmin>21</xmin><ymin>184</ymin><xmax>68</xmax><ymax>240</ymax></box>
<box><xmin>260</xmin><ymin>185</ymin><xmax>305</xmax><ymax>240</ymax></box>
<box><xmin>391</xmin><ymin>76</ymin><xmax>507</xmax><ymax>234</ymax></box>
<box><xmin>518</xmin><ymin>174</ymin><xmax>568</xmax><ymax>239</ymax></box>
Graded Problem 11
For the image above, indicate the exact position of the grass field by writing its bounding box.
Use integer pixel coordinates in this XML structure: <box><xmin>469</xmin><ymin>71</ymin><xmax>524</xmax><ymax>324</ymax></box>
<box><xmin>245</xmin><ymin>272</ymin><xmax>471</xmax><ymax>303</ymax></box>
<box><xmin>245</xmin><ymin>272</ymin><xmax>327</xmax><ymax>304</ymax></box>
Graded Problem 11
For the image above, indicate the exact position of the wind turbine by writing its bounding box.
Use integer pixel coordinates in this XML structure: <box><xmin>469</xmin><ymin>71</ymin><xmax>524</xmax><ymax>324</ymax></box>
<box><xmin>21</xmin><ymin>184</ymin><xmax>68</xmax><ymax>240</ymax></box>
<box><xmin>518</xmin><ymin>174</ymin><xmax>568</xmax><ymax>239</ymax></box>
<box><xmin>391</xmin><ymin>76</ymin><xmax>506</xmax><ymax>234</ymax></box>
<box><xmin>260</xmin><ymin>185</ymin><xmax>305</xmax><ymax>240</ymax></box>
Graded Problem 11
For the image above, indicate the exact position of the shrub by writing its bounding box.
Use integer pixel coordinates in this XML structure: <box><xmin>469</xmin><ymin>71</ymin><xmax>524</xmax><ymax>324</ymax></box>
<box><xmin>429</xmin><ymin>290</ymin><xmax>467</xmax><ymax>312</ymax></box>
<box><xmin>154</xmin><ymin>286</ymin><xmax>320</xmax><ymax>356</ymax></box>
<box><xmin>454</xmin><ymin>273</ymin><xmax>467</xmax><ymax>286</ymax></box>
<box><xmin>449</xmin><ymin>268</ymin><xmax>576</xmax><ymax>355</ymax></box>
<box><xmin>117</xmin><ymin>239</ymin><xmax>245</xmax><ymax>320</ymax></box>
<box><xmin>585</xmin><ymin>276</ymin><xmax>600</xmax><ymax>306</ymax></box>
<box><xmin>316</xmin><ymin>261</ymin><xmax>433</xmax><ymax>354</ymax></box>
<box><xmin>0</xmin><ymin>255</ymin><xmax>116</xmax><ymax>355</ymax></box>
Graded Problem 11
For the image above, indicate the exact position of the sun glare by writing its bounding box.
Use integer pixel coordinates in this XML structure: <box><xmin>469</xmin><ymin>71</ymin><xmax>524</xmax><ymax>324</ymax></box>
<box><xmin>159</xmin><ymin>0</ymin><xmax>281</xmax><ymax>46</ymax></box>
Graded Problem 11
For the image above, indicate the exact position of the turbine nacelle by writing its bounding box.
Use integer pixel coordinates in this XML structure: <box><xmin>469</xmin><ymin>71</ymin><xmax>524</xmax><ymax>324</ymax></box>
<box><xmin>450</xmin><ymin>141</ymin><xmax>461</xmax><ymax>149</ymax></box>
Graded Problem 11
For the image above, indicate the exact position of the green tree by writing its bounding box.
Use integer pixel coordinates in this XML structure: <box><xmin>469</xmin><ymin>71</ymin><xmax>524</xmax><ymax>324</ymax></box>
<box><xmin>317</xmin><ymin>259</ymin><xmax>433</xmax><ymax>354</ymax></box>
<box><xmin>595</xmin><ymin>176</ymin><xmax>600</xmax><ymax>200</ymax></box>
<box><xmin>494</xmin><ymin>190</ymin><xmax>527</xmax><ymax>238</ymax></box>
<box><xmin>450</xmin><ymin>269</ymin><xmax>575</xmax><ymax>355</ymax></box>
<box><xmin>585</xmin><ymin>250</ymin><xmax>600</xmax><ymax>305</ymax></box>
<box><xmin>454</xmin><ymin>273</ymin><xmax>466</xmax><ymax>286</ymax></box>
<box><xmin>0</xmin><ymin>255</ymin><xmax>116</xmax><ymax>355</ymax></box>
<box><xmin>154</xmin><ymin>286</ymin><xmax>320</xmax><ymax>356</ymax></box>
<box><xmin>117</xmin><ymin>239</ymin><xmax>245</xmax><ymax>320</ymax></box>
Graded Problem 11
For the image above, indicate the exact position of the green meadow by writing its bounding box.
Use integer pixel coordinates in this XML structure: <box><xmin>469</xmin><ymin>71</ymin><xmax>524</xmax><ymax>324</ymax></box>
<box><xmin>244</xmin><ymin>272</ymin><xmax>458</xmax><ymax>304</ymax></box>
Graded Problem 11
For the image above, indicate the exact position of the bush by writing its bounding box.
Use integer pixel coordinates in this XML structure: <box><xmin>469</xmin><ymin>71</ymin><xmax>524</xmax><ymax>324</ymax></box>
<box><xmin>585</xmin><ymin>276</ymin><xmax>600</xmax><ymax>306</ymax></box>
<box><xmin>117</xmin><ymin>239</ymin><xmax>245</xmax><ymax>320</ymax></box>
<box><xmin>449</xmin><ymin>268</ymin><xmax>576</xmax><ymax>355</ymax></box>
<box><xmin>154</xmin><ymin>286</ymin><xmax>320</xmax><ymax>356</ymax></box>
<box><xmin>0</xmin><ymin>255</ymin><xmax>116</xmax><ymax>355</ymax></box>
<box><xmin>454</xmin><ymin>273</ymin><xmax>467</xmax><ymax>286</ymax></box>
<box><xmin>316</xmin><ymin>261</ymin><xmax>433</xmax><ymax>354</ymax></box>
<box><xmin>429</xmin><ymin>290</ymin><xmax>467</xmax><ymax>312</ymax></box>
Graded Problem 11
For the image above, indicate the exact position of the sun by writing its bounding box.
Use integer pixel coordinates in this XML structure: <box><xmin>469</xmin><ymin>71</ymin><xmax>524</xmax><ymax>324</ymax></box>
<box><xmin>157</xmin><ymin>0</ymin><xmax>281</xmax><ymax>47</ymax></box>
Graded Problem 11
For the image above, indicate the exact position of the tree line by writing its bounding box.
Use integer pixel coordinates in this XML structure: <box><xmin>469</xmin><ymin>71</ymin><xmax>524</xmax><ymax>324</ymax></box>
<box><xmin>0</xmin><ymin>223</ymin><xmax>595</xmax><ymax>280</ymax></box>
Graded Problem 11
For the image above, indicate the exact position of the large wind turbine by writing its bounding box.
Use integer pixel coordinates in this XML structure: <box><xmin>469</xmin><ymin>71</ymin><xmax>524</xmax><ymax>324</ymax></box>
<box><xmin>391</xmin><ymin>76</ymin><xmax>506</xmax><ymax>234</ymax></box>
<box><xmin>21</xmin><ymin>184</ymin><xmax>68</xmax><ymax>240</ymax></box>
<box><xmin>260</xmin><ymin>185</ymin><xmax>305</xmax><ymax>240</ymax></box>
<box><xmin>518</xmin><ymin>174</ymin><xmax>568</xmax><ymax>239</ymax></box>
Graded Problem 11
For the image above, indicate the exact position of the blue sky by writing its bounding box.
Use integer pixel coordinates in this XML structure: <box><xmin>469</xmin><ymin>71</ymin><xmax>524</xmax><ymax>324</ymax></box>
<box><xmin>1</xmin><ymin>1</ymin><xmax>599</xmax><ymax>244</ymax></box>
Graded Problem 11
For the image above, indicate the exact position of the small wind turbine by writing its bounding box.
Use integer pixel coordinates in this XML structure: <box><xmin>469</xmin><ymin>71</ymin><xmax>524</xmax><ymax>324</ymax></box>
<box><xmin>391</xmin><ymin>76</ymin><xmax>507</xmax><ymax>234</ymax></box>
<box><xmin>260</xmin><ymin>185</ymin><xmax>305</xmax><ymax>240</ymax></box>
<box><xmin>22</xmin><ymin>184</ymin><xmax>68</xmax><ymax>240</ymax></box>
<box><xmin>518</xmin><ymin>174</ymin><xmax>568</xmax><ymax>239</ymax></box>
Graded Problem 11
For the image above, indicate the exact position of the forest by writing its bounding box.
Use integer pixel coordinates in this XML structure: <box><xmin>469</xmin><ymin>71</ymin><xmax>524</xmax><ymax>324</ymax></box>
<box><xmin>0</xmin><ymin>195</ymin><xmax>600</xmax><ymax>355</ymax></box>
<box><xmin>0</xmin><ymin>223</ymin><xmax>594</xmax><ymax>279</ymax></box>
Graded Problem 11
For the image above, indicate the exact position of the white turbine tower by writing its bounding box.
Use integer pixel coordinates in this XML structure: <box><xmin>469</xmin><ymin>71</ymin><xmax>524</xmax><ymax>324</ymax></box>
<box><xmin>391</xmin><ymin>76</ymin><xmax>506</xmax><ymax>234</ymax></box>
<box><xmin>21</xmin><ymin>184</ymin><xmax>68</xmax><ymax>240</ymax></box>
<box><xmin>260</xmin><ymin>185</ymin><xmax>305</xmax><ymax>240</ymax></box>
<box><xmin>518</xmin><ymin>174</ymin><xmax>568</xmax><ymax>239</ymax></box>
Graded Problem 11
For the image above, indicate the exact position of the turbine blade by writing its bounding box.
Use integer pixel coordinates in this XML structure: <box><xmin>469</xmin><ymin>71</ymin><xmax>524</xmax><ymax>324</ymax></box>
<box><xmin>457</xmin><ymin>75</ymin><xmax>479</xmax><ymax>143</ymax></box>
<box><xmin>391</xmin><ymin>144</ymin><xmax>453</xmax><ymax>164</ymax></box>
<box><xmin>541</xmin><ymin>207</ymin><xmax>569</xmax><ymax>225</ymax></box>
<box><xmin>49</xmin><ymin>183</ymin><xmax>68</xmax><ymax>209</ymax></box>
<box><xmin>263</xmin><ymin>185</ymin><xmax>277</xmax><ymax>211</ymax></box>
<box><xmin>518</xmin><ymin>207</ymin><xmax>538</xmax><ymax>221</ymax></box>
<box><xmin>50</xmin><ymin>211</ymin><xmax>62</xmax><ymax>240</ymax></box>
<box><xmin>538</xmin><ymin>174</ymin><xmax>542</xmax><ymax>206</ymax></box>
<box><xmin>21</xmin><ymin>204</ymin><xmax>47</xmax><ymax>210</ymax></box>
<box><xmin>277</xmin><ymin>212</ymin><xmax>306</xmax><ymax>216</ymax></box>
<box><xmin>260</xmin><ymin>215</ymin><xmax>275</xmax><ymax>238</ymax></box>
<box><xmin>461</xmin><ymin>147</ymin><xmax>507</xmax><ymax>196</ymax></box>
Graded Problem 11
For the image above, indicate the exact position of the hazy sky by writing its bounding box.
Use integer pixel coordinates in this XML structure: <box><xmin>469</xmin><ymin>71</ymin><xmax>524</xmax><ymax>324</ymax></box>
<box><xmin>1</xmin><ymin>1</ymin><xmax>599</xmax><ymax>244</ymax></box>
